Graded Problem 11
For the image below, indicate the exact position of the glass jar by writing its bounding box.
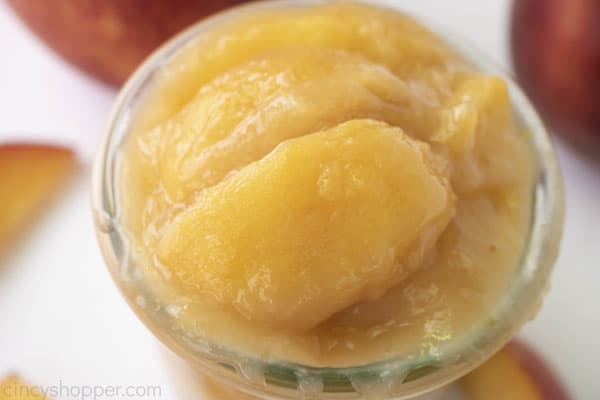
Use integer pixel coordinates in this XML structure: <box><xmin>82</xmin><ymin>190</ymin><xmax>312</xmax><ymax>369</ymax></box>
<box><xmin>92</xmin><ymin>1</ymin><xmax>564</xmax><ymax>398</ymax></box>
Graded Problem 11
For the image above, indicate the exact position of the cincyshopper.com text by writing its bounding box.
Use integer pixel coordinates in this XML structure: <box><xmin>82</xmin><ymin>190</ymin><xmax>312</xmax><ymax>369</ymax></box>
<box><xmin>2</xmin><ymin>380</ymin><xmax>162</xmax><ymax>399</ymax></box>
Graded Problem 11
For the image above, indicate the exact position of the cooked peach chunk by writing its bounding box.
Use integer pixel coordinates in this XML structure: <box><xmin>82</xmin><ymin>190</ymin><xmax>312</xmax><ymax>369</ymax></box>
<box><xmin>158</xmin><ymin>119</ymin><xmax>455</xmax><ymax>330</ymax></box>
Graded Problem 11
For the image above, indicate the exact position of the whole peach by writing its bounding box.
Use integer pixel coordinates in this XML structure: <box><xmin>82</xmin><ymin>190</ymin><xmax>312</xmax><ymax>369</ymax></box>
<box><xmin>9</xmin><ymin>0</ymin><xmax>252</xmax><ymax>86</ymax></box>
<box><xmin>511</xmin><ymin>0</ymin><xmax>600</xmax><ymax>144</ymax></box>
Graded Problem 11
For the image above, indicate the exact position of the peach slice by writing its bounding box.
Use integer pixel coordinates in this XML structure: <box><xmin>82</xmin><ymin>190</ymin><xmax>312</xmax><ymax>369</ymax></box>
<box><xmin>0</xmin><ymin>375</ymin><xmax>46</xmax><ymax>399</ymax></box>
<box><xmin>505</xmin><ymin>341</ymin><xmax>571</xmax><ymax>400</ymax></box>
<box><xmin>460</xmin><ymin>341</ymin><xmax>570</xmax><ymax>400</ymax></box>
<box><xmin>0</xmin><ymin>143</ymin><xmax>74</xmax><ymax>254</ymax></box>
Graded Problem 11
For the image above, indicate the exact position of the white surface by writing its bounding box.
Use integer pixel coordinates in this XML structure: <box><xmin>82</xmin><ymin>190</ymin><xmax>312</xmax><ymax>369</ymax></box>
<box><xmin>0</xmin><ymin>1</ymin><xmax>598</xmax><ymax>399</ymax></box>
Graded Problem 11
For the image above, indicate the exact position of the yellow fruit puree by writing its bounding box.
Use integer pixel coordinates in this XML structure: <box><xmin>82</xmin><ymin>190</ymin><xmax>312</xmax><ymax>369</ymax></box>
<box><xmin>119</xmin><ymin>2</ymin><xmax>533</xmax><ymax>366</ymax></box>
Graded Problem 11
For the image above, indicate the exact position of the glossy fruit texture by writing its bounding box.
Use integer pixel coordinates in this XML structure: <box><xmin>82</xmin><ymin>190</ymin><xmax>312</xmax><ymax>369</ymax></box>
<box><xmin>511</xmin><ymin>0</ymin><xmax>600</xmax><ymax>144</ymax></box>
<box><xmin>158</xmin><ymin>120</ymin><xmax>455</xmax><ymax>330</ymax></box>
<box><xmin>8</xmin><ymin>0</ymin><xmax>252</xmax><ymax>86</ymax></box>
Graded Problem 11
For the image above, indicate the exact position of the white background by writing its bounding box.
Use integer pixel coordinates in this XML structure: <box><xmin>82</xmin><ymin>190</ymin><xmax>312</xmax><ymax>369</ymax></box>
<box><xmin>0</xmin><ymin>1</ymin><xmax>598</xmax><ymax>399</ymax></box>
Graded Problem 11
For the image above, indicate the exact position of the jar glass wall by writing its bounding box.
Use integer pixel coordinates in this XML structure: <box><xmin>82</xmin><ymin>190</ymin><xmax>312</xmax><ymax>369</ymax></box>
<box><xmin>92</xmin><ymin>1</ymin><xmax>564</xmax><ymax>399</ymax></box>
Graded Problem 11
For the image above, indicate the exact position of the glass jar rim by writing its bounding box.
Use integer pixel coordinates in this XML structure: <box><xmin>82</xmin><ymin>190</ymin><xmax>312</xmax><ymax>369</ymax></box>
<box><xmin>92</xmin><ymin>1</ymin><xmax>564</xmax><ymax>398</ymax></box>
